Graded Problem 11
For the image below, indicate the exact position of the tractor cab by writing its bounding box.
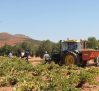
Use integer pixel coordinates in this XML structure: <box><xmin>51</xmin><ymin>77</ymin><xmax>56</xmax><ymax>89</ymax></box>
<box><xmin>61</xmin><ymin>40</ymin><xmax>81</xmax><ymax>52</ymax></box>
<box><xmin>61</xmin><ymin>39</ymin><xmax>86</xmax><ymax>52</ymax></box>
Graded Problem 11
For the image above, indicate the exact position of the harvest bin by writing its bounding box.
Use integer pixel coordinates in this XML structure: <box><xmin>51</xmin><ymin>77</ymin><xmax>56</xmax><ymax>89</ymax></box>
<box><xmin>82</xmin><ymin>51</ymin><xmax>99</xmax><ymax>61</ymax></box>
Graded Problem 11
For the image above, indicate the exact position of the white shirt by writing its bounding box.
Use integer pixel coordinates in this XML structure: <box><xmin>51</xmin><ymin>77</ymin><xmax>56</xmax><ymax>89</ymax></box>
<box><xmin>21</xmin><ymin>52</ymin><xmax>24</xmax><ymax>57</ymax></box>
<box><xmin>8</xmin><ymin>52</ymin><xmax>12</xmax><ymax>57</ymax></box>
<box><xmin>44</xmin><ymin>54</ymin><xmax>50</xmax><ymax>61</ymax></box>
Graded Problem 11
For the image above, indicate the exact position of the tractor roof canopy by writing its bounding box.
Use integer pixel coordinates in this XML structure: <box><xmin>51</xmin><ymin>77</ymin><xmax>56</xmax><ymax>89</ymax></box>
<box><xmin>63</xmin><ymin>40</ymin><xmax>80</xmax><ymax>43</ymax></box>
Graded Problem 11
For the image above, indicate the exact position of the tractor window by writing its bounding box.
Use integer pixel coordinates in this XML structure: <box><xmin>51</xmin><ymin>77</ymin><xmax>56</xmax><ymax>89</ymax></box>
<box><xmin>74</xmin><ymin>42</ymin><xmax>77</xmax><ymax>49</ymax></box>
<box><xmin>77</xmin><ymin>42</ymin><xmax>82</xmax><ymax>52</ymax></box>
<box><xmin>62</xmin><ymin>42</ymin><xmax>68</xmax><ymax>51</ymax></box>
<box><xmin>68</xmin><ymin>42</ymin><xmax>75</xmax><ymax>50</ymax></box>
<box><xmin>62</xmin><ymin>42</ymin><xmax>76</xmax><ymax>51</ymax></box>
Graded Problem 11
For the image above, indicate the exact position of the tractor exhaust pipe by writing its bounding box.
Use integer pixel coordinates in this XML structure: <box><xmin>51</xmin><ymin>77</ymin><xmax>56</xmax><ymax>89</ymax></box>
<box><xmin>60</xmin><ymin>40</ymin><xmax>62</xmax><ymax>59</ymax></box>
<box><xmin>60</xmin><ymin>40</ymin><xmax>62</xmax><ymax>51</ymax></box>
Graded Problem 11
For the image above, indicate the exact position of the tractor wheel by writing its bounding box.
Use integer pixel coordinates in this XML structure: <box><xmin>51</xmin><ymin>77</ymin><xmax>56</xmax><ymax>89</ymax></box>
<box><xmin>63</xmin><ymin>51</ymin><xmax>80</xmax><ymax>66</ymax></box>
<box><xmin>94</xmin><ymin>59</ymin><xmax>96</xmax><ymax>63</ymax></box>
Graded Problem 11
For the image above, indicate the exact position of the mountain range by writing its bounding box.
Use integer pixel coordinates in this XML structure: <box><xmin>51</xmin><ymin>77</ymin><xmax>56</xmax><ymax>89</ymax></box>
<box><xmin>0</xmin><ymin>32</ymin><xmax>41</xmax><ymax>47</ymax></box>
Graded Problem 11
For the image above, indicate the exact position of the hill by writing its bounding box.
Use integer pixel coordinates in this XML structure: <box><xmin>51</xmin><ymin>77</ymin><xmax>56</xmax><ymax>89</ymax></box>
<box><xmin>14</xmin><ymin>34</ymin><xmax>32</xmax><ymax>39</ymax></box>
<box><xmin>0</xmin><ymin>32</ymin><xmax>41</xmax><ymax>46</ymax></box>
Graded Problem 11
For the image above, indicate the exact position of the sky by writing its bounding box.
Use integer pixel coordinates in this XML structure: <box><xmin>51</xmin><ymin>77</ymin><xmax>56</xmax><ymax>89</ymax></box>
<box><xmin>0</xmin><ymin>0</ymin><xmax>99</xmax><ymax>43</ymax></box>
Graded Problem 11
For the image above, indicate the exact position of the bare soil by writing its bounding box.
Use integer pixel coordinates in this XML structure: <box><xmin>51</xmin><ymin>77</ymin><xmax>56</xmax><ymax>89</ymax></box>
<box><xmin>0</xmin><ymin>57</ymin><xmax>99</xmax><ymax>91</ymax></box>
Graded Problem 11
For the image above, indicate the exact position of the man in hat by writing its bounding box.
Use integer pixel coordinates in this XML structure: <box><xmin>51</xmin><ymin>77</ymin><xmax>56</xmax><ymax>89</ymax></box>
<box><xmin>44</xmin><ymin>51</ymin><xmax>50</xmax><ymax>64</ymax></box>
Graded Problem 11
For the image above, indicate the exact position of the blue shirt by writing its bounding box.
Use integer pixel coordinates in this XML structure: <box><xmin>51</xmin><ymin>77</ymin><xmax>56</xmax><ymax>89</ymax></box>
<box><xmin>25</xmin><ymin>51</ymin><xmax>29</xmax><ymax>57</ymax></box>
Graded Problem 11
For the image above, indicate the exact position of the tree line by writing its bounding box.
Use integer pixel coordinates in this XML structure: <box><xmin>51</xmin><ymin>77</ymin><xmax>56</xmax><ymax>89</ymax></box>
<box><xmin>0</xmin><ymin>37</ymin><xmax>99</xmax><ymax>58</ymax></box>
<box><xmin>0</xmin><ymin>40</ymin><xmax>60</xmax><ymax>58</ymax></box>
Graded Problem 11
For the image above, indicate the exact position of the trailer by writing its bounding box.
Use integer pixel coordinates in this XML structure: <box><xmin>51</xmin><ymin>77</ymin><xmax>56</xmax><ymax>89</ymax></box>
<box><xmin>82</xmin><ymin>51</ymin><xmax>99</xmax><ymax>61</ymax></box>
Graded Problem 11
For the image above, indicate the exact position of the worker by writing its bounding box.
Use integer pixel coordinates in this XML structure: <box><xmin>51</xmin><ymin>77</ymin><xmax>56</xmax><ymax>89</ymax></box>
<box><xmin>25</xmin><ymin>49</ymin><xmax>30</xmax><ymax>62</ymax></box>
<box><xmin>95</xmin><ymin>47</ymin><xmax>99</xmax><ymax>67</ymax></box>
<box><xmin>8</xmin><ymin>52</ymin><xmax>12</xmax><ymax>57</ymax></box>
<box><xmin>44</xmin><ymin>51</ymin><xmax>50</xmax><ymax>64</ymax></box>
<box><xmin>15</xmin><ymin>51</ymin><xmax>19</xmax><ymax>57</ymax></box>
<box><xmin>21</xmin><ymin>51</ymin><xmax>24</xmax><ymax>59</ymax></box>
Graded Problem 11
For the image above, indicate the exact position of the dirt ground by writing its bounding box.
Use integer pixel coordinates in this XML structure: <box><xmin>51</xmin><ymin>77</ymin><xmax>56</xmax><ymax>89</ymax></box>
<box><xmin>28</xmin><ymin>56</ymin><xmax>44</xmax><ymax>66</ymax></box>
<box><xmin>1</xmin><ymin>57</ymin><xmax>99</xmax><ymax>91</ymax></box>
